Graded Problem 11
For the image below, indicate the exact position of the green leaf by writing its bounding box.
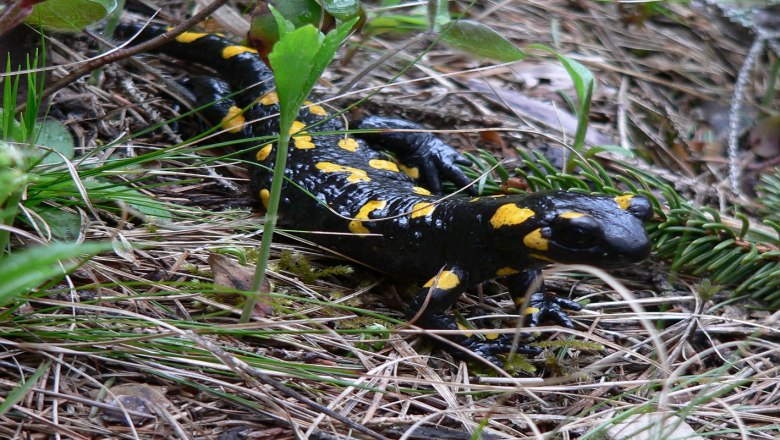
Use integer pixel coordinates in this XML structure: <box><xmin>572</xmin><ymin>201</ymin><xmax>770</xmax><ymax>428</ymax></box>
<box><xmin>440</xmin><ymin>20</ymin><xmax>525</xmax><ymax>62</ymax></box>
<box><xmin>34</xmin><ymin>118</ymin><xmax>74</xmax><ymax>164</ymax></box>
<box><xmin>427</xmin><ymin>0</ymin><xmax>450</xmax><ymax>32</ymax></box>
<box><xmin>323</xmin><ymin>0</ymin><xmax>361</xmax><ymax>21</ymax></box>
<box><xmin>0</xmin><ymin>241</ymin><xmax>111</xmax><ymax>306</ymax></box>
<box><xmin>26</xmin><ymin>0</ymin><xmax>118</xmax><ymax>31</ymax></box>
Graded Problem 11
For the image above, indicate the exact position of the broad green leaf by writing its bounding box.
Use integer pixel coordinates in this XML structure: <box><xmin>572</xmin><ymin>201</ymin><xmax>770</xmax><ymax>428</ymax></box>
<box><xmin>323</xmin><ymin>0</ymin><xmax>361</xmax><ymax>21</ymax></box>
<box><xmin>0</xmin><ymin>241</ymin><xmax>111</xmax><ymax>305</ymax></box>
<box><xmin>27</xmin><ymin>0</ymin><xmax>117</xmax><ymax>31</ymax></box>
<box><xmin>34</xmin><ymin>118</ymin><xmax>74</xmax><ymax>164</ymax></box>
<box><xmin>585</xmin><ymin>145</ymin><xmax>636</xmax><ymax>158</ymax></box>
<box><xmin>427</xmin><ymin>0</ymin><xmax>450</xmax><ymax>32</ymax></box>
<box><xmin>440</xmin><ymin>20</ymin><xmax>525</xmax><ymax>62</ymax></box>
<box><xmin>31</xmin><ymin>206</ymin><xmax>82</xmax><ymax>240</ymax></box>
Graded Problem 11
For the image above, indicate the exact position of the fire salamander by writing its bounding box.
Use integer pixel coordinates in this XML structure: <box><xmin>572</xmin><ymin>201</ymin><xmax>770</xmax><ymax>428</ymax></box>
<box><xmin>116</xmin><ymin>23</ymin><xmax>653</xmax><ymax>365</ymax></box>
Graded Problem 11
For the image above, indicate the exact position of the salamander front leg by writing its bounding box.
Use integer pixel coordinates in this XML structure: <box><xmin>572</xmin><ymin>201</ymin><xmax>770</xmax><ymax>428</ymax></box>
<box><xmin>355</xmin><ymin>116</ymin><xmax>475</xmax><ymax>194</ymax></box>
<box><xmin>505</xmin><ymin>269</ymin><xmax>583</xmax><ymax>328</ymax></box>
<box><xmin>408</xmin><ymin>266</ymin><xmax>540</xmax><ymax>365</ymax></box>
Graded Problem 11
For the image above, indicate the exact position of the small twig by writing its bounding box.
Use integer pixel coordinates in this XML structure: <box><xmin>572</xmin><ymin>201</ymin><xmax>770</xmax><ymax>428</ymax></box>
<box><xmin>17</xmin><ymin>0</ymin><xmax>230</xmax><ymax>112</ymax></box>
<box><xmin>727</xmin><ymin>34</ymin><xmax>765</xmax><ymax>199</ymax></box>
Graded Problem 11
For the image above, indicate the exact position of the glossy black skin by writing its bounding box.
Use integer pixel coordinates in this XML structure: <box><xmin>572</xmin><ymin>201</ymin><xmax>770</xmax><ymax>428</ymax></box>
<box><xmin>116</xmin><ymin>24</ymin><xmax>653</xmax><ymax>365</ymax></box>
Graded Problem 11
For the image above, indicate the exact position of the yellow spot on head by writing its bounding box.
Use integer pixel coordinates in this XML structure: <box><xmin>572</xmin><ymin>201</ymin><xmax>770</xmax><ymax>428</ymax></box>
<box><xmin>523</xmin><ymin>228</ymin><xmax>549</xmax><ymax>251</ymax></box>
<box><xmin>368</xmin><ymin>159</ymin><xmax>399</xmax><ymax>172</ymax></box>
<box><xmin>175</xmin><ymin>32</ymin><xmax>207</xmax><ymax>43</ymax></box>
<box><xmin>338</xmin><ymin>138</ymin><xmax>359</xmax><ymax>152</ymax></box>
<box><xmin>256</xmin><ymin>144</ymin><xmax>273</xmax><ymax>161</ymax></box>
<box><xmin>496</xmin><ymin>267</ymin><xmax>519</xmax><ymax>276</ymax></box>
<box><xmin>614</xmin><ymin>194</ymin><xmax>634</xmax><ymax>210</ymax></box>
<box><xmin>560</xmin><ymin>211</ymin><xmax>585</xmax><ymax>219</ymax></box>
<box><xmin>348</xmin><ymin>200</ymin><xmax>386</xmax><ymax>234</ymax></box>
<box><xmin>412</xmin><ymin>186</ymin><xmax>431</xmax><ymax>196</ymax></box>
<box><xmin>490</xmin><ymin>204</ymin><xmax>535</xmax><ymax>229</ymax></box>
<box><xmin>399</xmin><ymin>164</ymin><xmax>419</xmax><ymax>179</ymax></box>
<box><xmin>304</xmin><ymin>100</ymin><xmax>328</xmax><ymax>116</ymax></box>
<box><xmin>315</xmin><ymin>162</ymin><xmax>371</xmax><ymax>183</ymax></box>
<box><xmin>259</xmin><ymin>189</ymin><xmax>270</xmax><ymax>209</ymax></box>
<box><xmin>222</xmin><ymin>45</ymin><xmax>258</xmax><ymax>59</ymax></box>
<box><xmin>410</xmin><ymin>202</ymin><xmax>435</xmax><ymax>219</ymax></box>
<box><xmin>220</xmin><ymin>106</ymin><xmax>245</xmax><ymax>133</ymax></box>
<box><xmin>259</xmin><ymin>91</ymin><xmax>279</xmax><ymax>106</ymax></box>
<box><xmin>423</xmin><ymin>270</ymin><xmax>461</xmax><ymax>290</ymax></box>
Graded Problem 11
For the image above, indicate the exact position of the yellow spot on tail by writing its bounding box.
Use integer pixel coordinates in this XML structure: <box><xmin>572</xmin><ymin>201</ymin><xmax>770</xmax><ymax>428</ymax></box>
<box><xmin>496</xmin><ymin>267</ymin><xmax>519</xmax><ymax>276</ymax></box>
<box><xmin>348</xmin><ymin>200</ymin><xmax>386</xmax><ymax>234</ymax></box>
<box><xmin>316</xmin><ymin>162</ymin><xmax>370</xmax><ymax>183</ymax></box>
<box><xmin>259</xmin><ymin>189</ymin><xmax>270</xmax><ymax>209</ymax></box>
<box><xmin>338</xmin><ymin>138</ymin><xmax>359</xmax><ymax>152</ymax></box>
<box><xmin>412</xmin><ymin>186</ymin><xmax>431</xmax><ymax>195</ymax></box>
<box><xmin>560</xmin><ymin>212</ymin><xmax>585</xmax><ymax>219</ymax></box>
<box><xmin>256</xmin><ymin>144</ymin><xmax>273</xmax><ymax>161</ymax></box>
<box><xmin>523</xmin><ymin>228</ymin><xmax>549</xmax><ymax>251</ymax></box>
<box><xmin>423</xmin><ymin>271</ymin><xmax>460</xmax><ymax>290</ymax></box>
<box><xmin>490</xmin><ymin>204</ymin><xmax>535</xmax><ymax>229</ymax></box>
<box><xmin>259</xmin><ymin>91</ymin><xmax>279</xmax><ymax>106</ymax></box>
<box><xmin>304</xmin><ymin>100</ymin><xmax>328</xmax><ymax>116</ymax></box>
<box><xmin>222</xmin><ymin>45</ymin><xmax>257</xmax><ymax>59</ymax></box>
<box><xmin>410</xmin><ymin>202</ymin><xmax>435</xmax><ymax>219</ymax></box>
<box><xmin>220</xmin><ymin>106</ymin><xmax>245</xmax><ymax>133</ymax></box>
<box><xmin>289</xmin><ymin>121</ymin><xmax>314</xmax><ymax>149</ymax></box>
<box><xmin>368</xmin><ymin>159</ymin><xmax>399</xmax><ymax>172</ymax></box>
<box><xmin>524</xmin><ymin>306</ymin><xmax>541</xmax><ymax>315</ymax></box>
<box><xmin>399</xmin><ymin>164</ymin><xmax>419</xmax><ymax>179</ymax></box>
<box><xmin>615</xmin><ymin>194</ymin><xmax>634</xmax><ymax>210</ymax></box>
<box><xmin>175</xmin><ymin>32</ymin><xmax>207</xmax><ymax>43</ymax></box>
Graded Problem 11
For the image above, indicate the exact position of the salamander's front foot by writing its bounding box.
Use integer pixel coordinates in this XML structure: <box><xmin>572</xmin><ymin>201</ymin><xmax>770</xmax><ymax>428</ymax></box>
<box><xmin>461</xmin><ymin>336</ymin><xmax>542</xmax><ymax>366</ymax></box>
<box><xmin>525</xmin><ymin>293</ymin><xmax>583</xmax><ymax>328</ymax></box>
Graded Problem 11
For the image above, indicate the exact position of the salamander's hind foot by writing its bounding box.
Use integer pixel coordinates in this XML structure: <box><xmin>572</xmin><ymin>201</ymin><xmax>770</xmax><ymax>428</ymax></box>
<box><xmin>525</xmin><ymin>293</ymin><xmax>583</xmax><ymax>328</ymax></box>
<box><xmin>460</xmin><ymin>335</ymin><xmax>542</xmax><ymax>367</ymax></box>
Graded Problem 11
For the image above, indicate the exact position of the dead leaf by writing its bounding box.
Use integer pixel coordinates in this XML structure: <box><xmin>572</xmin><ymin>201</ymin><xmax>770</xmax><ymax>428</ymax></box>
<box><xmin>208</xmin><ymin>253</ymin><xmax>273</xmax><ymax>317</ymax></box>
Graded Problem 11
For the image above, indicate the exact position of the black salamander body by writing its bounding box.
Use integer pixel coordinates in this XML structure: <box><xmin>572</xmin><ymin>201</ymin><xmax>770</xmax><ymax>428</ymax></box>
<box><xmin>116</xmin><ymin>23</ymin><xmax>653</xmax><ymax>364</ymax></box>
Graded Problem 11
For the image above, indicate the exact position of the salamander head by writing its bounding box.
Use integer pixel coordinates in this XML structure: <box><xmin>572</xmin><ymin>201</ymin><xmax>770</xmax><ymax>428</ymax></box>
<box><xmin>488</xmin><ymin>191</ymin><xmax>653</xmax><ymax>268</ymax></box>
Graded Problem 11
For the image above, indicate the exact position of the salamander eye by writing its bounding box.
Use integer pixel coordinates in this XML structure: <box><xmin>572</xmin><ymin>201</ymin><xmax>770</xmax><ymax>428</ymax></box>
<box><xmin>553</xmin><ymin>215</ymin><xmax>601</xmax><ymax>249</ymax></box>
<box><xmin>627</xmin><ymin>196</ymin><xmax>653</xmax><ymax>221</ymax></box>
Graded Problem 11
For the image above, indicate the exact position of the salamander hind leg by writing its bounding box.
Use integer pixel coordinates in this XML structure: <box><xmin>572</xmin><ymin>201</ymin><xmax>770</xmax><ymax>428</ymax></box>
<box><xmin>408</xmin><ymin>266</ymin><xmax>541</xmax><ymax>366</ymax></box>
<box><xmin>505</xmin><ymin>269</ymin><xmax>583</xmax><ymax>328</ymax></box>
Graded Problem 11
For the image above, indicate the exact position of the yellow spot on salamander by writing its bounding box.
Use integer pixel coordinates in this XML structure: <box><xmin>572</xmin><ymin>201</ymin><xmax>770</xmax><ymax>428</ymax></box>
<box><xmin>560</xmin><ymin>212</ymin><xmax>586</xmax><ymax>219</ymax></box>
<box><xmin>256</xmin><ymin>144</ymin><xmax>273</xmax><ymax>161</ymax></box>
<box><xmin>222</xmin><ymin>45</ymin><xmax>257</xmax><ymax>59</ymax></box>
<box><xmin>316</xmin><ymin>162</ymin><xmax>370</xmax><ymax>183</ymax></box>
<box><xmin>470</xmin><ymin>197</ymin><xmax>481</xmax><ymax>203</ymax></box>
<box><xmin>456</xmin><ymin>323</ymin><xmax>473</xmax><ymax>338</ymax></box>
<box><xmin>496</xmin><ymin>267</ymin><xmax>519</xmax><ymax>276</ymax></box>
<box><xmin>410</xmin><ymin>202</ymin><xmax>435</xmax><ymax>219</ymax></box>
<box><xmin>304</xmin><ymin>100</ymin><xmax>328</xmax><ymax>116</ymax></box>
<box><xmin>348</xmin><ymin>200</ymin><xmax>386</xmax><ymax>234</ymax></box>
<box><xmin>338</xmin><ymin>138</ymin><xmax>359</xmax><ymax>152</ymax></box>
<box><xmin>220</xmin><ymin>106</ymin><xmax>245</xmax><ymax>133</ymax></box>
<box><xmin>289</xmin><ymin>121</ymin><xmax>314</xmax><ymax>149</ymax></box>
<box><xmin>523</xmin><ymin>228</ymin><xmax>549</xmax><ymax>251</ymax></box>
<box><xmin>490</xmin><ymin>204</ymin><xmax>535</xmax><ymax>229</ymax></box>
<box><xmin>175</xmin><ymin>32</ymin><xmax>208</xmax><ymax>43</ymax></box>
<box><xmin>368</xmin><ymin>159</ymin><xmax>399</xmax><ymax>172</ymax></box>
<box><xmin>614</xmin><ymin>194</ymin><xmax>634</xmax><ymax>210</ymax></box>
<box><xmin>423</xmin><ymin>270</ymin><xmax>460</xmax><ymax>290</ymax></box>
<box><xmin>399</xmin><ymin>164</ymin><xmax>419</xmax><ymax>179</ymax></box>
<box><xmin>259</xmin><ymin>91</ymin><xmax>279</xmax><ymax>106</ymax></box>
<box><xmin>524</xmin><ymin>306</ymin><xmax>541</xmax><ymax>315</ymax></box>
<box><xmin>412</xmin><ymin>186</ymin><xmax>431</xmax><ymax>196</ymax></box>
<box><xmin>259</xmin><ymin>189</ymin><xmax>270</xmax><ymax>209</ymax></box>
<box><xmin>529</xmin><ymin>253</ymin><xmax>556</xmax><ymax>263</ymax></box>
